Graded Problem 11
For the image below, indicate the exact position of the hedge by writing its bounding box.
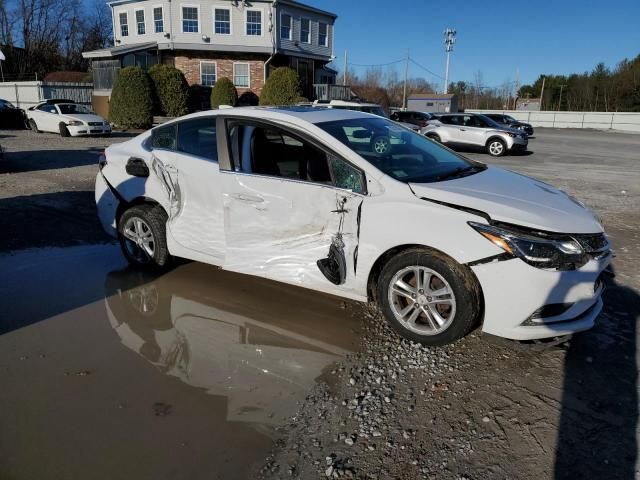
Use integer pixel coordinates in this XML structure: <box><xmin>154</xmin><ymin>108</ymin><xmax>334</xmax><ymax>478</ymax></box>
<box><xmin>211</xmin><ymin>77</ymin><xmax>238</xmax><ymax>108</ymax></box>
<box><xmin>259</xmin><ymin>67</ymin><xmax>303</xmax><ymax>106</ymax></box>
<box><xmin>148</xmin><ymin>64</ymin><xmax>189</xmax><ymax>117</ymax></box>
<box><xmin>110</xmin><ymin>66</ymin><xmax>154</xmax><ymax>128</ymax></box>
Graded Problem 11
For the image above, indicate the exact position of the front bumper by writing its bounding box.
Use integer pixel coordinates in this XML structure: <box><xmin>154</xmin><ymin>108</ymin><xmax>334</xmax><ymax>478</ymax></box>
<box><xmin>472</xmin><ymin>254</ymin><xmax>611</xmax><ymax>340</ymax></box>
<box><xmin>68</xmin><ymin>124</ymin><xmax>112</xmax><ymax>136</ymax></box>
<box><xmin>507</xmin><ymin>136</ymin><xmax>528</xmax><ymax>151</ymax></box>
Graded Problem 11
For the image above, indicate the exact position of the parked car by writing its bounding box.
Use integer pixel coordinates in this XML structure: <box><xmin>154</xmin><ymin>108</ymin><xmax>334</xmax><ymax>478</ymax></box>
<box><xmin>26</xmin><ymin>100</ymin><xmax>111</xmax><ymax>137</ymax></box>
<box><xmin>422</xmin><ymin>113</ymin><xmax>528</xmax><ymax>157</ymax></box>
<box><xmin>314</xmin><ymin>100</ymin><xmax>420</xmax><ymax>132</ymax></box>
<box><xmin>96</xmin><ymin>107</ymin><xmax>610</xmax><ymax>346</ymax></box>
<box><xmin>0</xmin><ymin>99</ymin><xmax>27</xmax><ymax>129</ymax></box>
<box><xmin>390</xmin><ymin>110</ymin><xmax>436</xmax><ymax>129</ymax></box>
<box><xmin>484</xmin><ymin>113</ymin><xmax>534</xmax><ymax>136</ymax></box>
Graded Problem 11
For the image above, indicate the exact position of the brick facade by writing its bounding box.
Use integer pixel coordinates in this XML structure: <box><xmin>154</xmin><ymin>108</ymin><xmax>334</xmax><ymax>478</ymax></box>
<box><xmin>167</xmin><ymin>51</ymin><xmax>266</xmax><ymax>96</ymax></box>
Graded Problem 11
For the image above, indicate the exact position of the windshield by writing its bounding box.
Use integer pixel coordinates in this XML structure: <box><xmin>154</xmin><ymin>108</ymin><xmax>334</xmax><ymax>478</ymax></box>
<box><xmin>317</xmin><ymin>117</ymin><xmax>485</xmax><ymax>184</ymax></box>
<box><xmin>57</xmin><ymin>104</ymin><xmax>93</xmax><ymax>115</ymax></box>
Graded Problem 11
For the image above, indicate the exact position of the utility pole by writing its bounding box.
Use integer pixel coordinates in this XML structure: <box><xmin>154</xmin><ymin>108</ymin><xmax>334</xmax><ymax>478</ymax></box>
<box><xmin>443</xmin><ymin>28</ymin><xmax>456</xmax><ymax>94</ymax></box>
<box><xmin>558</xmin><ymin>84</ymin><xmax>567</xmax><ymax>111</ymax></box>
<box><xmin>539</xmin><ymin>76</ymin><xmax>546</xmax><ymax>111</ymax></box>
<box><xmin>402</xmin><ymin>49</ymin><xmax>409</xmax><ymax>111</ymax></box>
<box><xmin>514</xmin><ymin>67</ymin><xmax>520</xmax><ymax>109</ymax></box>
<box><xmin>343</xmin><ymin>50</ymin><xmax>348</xmax><ymax>85</ymax></box>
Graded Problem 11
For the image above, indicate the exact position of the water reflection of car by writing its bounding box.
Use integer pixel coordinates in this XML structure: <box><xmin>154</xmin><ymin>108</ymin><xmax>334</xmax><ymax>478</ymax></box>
<box><xmin>25</xmin><ymin>100</ymin><xmax>111</xmax><ymax>137</ymax></box>
<box><xmin>390</xmin><ymin>110</ymin><xmax>436</xmax><ymax>129</ymax></box>
<box><xmin>104</xmin><ymin>264</ymin><xmax>353</xmax><ymax>426</ymax></box>
<box><xmin>0</xmin><ymin>99</ymin><xmax>27</xmax><ymax>129</ymax></box>
<box><xmin>313</xmin><ymin>100</ymin><xmax>420</xmax><ymax>131</ymax></box>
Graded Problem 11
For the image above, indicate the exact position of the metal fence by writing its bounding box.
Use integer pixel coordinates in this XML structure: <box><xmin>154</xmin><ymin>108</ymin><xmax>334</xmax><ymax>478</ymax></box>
<box><xmin>0</xmin><ymin>81</ymin><xmax>93</xmax><ymax>109</ymax></box>
<box><xmin>469</xmin><ymin>109</ymin><xmax>640</xmax><ymax>133</ymax></box>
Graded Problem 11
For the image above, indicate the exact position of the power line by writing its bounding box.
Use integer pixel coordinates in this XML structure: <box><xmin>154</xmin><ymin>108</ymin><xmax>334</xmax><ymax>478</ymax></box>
<box><xmin>409</xmin><ymin>58</ymin><xmax>445</xmax><ymax>80</ymax></box>
<box><xmin>347</xmin><ymin>59</ymin><xmax>405</xmax><ymax>68</ymax></box>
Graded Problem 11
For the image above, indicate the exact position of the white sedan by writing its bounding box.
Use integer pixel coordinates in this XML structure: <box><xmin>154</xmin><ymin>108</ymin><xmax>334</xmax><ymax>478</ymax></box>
<box><xmin>95</xmin><ymin>107</ymin><xmax>611</xmax><ymax>346</ymax></box>
<box><xmin>26</xmin><ymin>101</ymin><xmax>111</xmax><ymax>137</ymax></box>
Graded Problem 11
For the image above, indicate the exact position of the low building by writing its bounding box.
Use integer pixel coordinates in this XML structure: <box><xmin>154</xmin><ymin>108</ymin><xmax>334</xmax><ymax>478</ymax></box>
<box><xmin>516</xmin><ymin>98</ymin><xmax>541</xmax><ymax>111</ymax></box>
<box><xmin>83</xmin><ymin>0</ymin><xmax>337</xmax><ymax>116</ymax></box>
<box><xmin>407</xmin><ymin>93</ymin><xmax>458</xmax><ymax>113</ymax></box>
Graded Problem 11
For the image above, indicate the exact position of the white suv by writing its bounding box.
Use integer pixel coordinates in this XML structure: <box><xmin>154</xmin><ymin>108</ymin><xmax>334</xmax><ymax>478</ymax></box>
<box><xmin>422</xmin><ymin>113</ymin><xmax>528</xmax><ymax>157</ymax></box>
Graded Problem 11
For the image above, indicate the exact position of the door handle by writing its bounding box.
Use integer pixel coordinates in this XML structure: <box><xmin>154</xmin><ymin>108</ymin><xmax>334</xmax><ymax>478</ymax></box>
<box><xmin>232</xmin><ymin>193</ymin><xmax>264</xmax><ymax>204</ymax></box>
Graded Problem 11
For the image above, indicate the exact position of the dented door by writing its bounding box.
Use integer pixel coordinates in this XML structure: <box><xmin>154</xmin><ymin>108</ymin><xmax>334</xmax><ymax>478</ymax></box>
<box><xmin>220</xmin><ymin>172</ymin><xmax>363</xmax><ymax>292</ymax></box>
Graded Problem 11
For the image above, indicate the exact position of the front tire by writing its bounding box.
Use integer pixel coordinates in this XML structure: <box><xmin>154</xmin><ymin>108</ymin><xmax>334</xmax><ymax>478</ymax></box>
<box><xmin>487</xmin><ymin>138</ymin><xmax>506</xmax><ymax>157</ymax></box>
<box><xmin>29</xmin><ymin>119</ymin><xmax>40</xmax><ymax>133</ymax></box>
<box><xmin>118</xmin><ymin>204</ymin><xmax>171</xmax><ymax>269</ymax></box>
<box><xmin>426</xmin><ymin>133</ymin><xmax>441</xmax><ymax>143</ymax></box>
<box><xmin>59</xmin><ymin>123</ymin><xmax>70</xmax><ymax>137</ymax></box>
<box><xmin>376</xmin><ymin>248</ymin><xmax>481</xmax><ymax>346</ymax></box>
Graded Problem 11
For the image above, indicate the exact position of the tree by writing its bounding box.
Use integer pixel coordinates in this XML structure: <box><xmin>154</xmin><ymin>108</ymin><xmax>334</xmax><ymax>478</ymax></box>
<box><xmin>149</xmin><ymin>64</ymin><xmax>189</xmax><ymax>116</ymax></box>
<box><xmin>110</xmin><ymin>66</ymin><xmax>154</xmax><ymax>128</ymax></box>
<box><xmin>210</xmin><ymin>77</ymin><xmax>238</xmax><ymax>107</ymax></box>
<box><xmin>259</xmin><ymin>67</ymin><xmax>302</xmax><ymax>106</ymax></box>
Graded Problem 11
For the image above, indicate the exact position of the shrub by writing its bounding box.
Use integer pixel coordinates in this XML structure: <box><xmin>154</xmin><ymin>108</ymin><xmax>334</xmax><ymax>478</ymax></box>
<box><xmin>259</xmin><ymin>67</ymin><xmax>302</xmax><ymax>106</ymax></box>
<box><xmin>148</xmin><ymin>64</ymin><xmax>189</xmax><ymax>117</ymax></box>
<box><xmin>238</xmin><ymin>90</ymin><xmax>260</xmax><ymax>106</ymax></box>
<box><xmin>211</xmin><ymin>77</ymin><xmax>238</xmax><ymax>108</ymax></box>
<box><xmin>188</xmin><ymin>85</ymin><xmax>212</xmax><ymax>112</ymax></box>
<box><xmin>110</xmin><ymin>66</ymin><xmax>153</xmax><ymax>128</ymax></box>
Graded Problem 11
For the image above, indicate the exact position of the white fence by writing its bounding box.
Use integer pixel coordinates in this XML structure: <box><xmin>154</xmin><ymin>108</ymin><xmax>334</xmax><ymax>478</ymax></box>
<box><xmin>0</xmin><ymin>81</ymin><xmax>93</xmax><ymax>109</ymax></box>
<box><xmin>469</xmin><ymin>109</ymin><xmax>640</xmax><ymax>133</ymax></box>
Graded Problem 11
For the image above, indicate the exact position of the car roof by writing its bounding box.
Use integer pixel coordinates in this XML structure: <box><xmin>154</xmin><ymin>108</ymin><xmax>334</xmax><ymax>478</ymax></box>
<box><xmin>174</xmin><ymin>106</ymin><xmax>381</xmax><ymax>125</ymax></box>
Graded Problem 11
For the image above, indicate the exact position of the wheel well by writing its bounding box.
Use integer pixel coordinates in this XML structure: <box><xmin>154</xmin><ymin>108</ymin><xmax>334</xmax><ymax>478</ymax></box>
<box><xmin>486</xmin><ymin>136</ymin><xmax>505</xmax><ymax>146</ymax></box>
<box><xmin>115</xmin><ymin>197</ymin><xmax>166</xmax><ymax>224</ymax></box>
<box><xmin>366</xmin><ymin>244</ymin><xmax>485</xmax><ymax>310</ymax></box>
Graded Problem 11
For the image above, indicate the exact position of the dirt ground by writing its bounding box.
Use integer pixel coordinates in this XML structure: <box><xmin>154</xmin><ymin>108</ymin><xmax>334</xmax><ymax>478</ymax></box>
<box><xmin>1</xmin><ymin>127</ymin><xmax>639</xmax><ymax>480</ymax></box>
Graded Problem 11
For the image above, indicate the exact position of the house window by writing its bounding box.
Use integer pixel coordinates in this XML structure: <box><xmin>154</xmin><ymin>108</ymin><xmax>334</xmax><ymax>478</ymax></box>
<box><xmin>319</xmin><ymin>22</ymin><xmax>328</xmax><ymax>47</ymax></box>
<box><xmin>200</xmin><ymin>62</ymin><xmax>217</xmax><ymax>86</ymax></box>
<box><xmin>246</xmin><ymin>10</ymin><xmax>261</xmax><ymax>36</ymax></box>
<box><xmin>280</xmin><ymin>13</ymin><xmax>292</xmax><ymax>40</ymax></box>
<box><xmin>234</xmin><ymin>63</ymin><xmax>250</xmax><ymax>88</ymax></box>
<box><xmin>135</xmin><ymin>9</ymin><xmax>145</xmax><ymax>35</ymax></box>
<box><xmin>214</xmin><ymin>8</ymin><xmax>231</xmax><ymax>34</ymax></box>
<box><xmin>119</xmin><ymin>12</ymin><xmax>129</xmax><ymax>37</ymax></box>
<box><xmin>182</xmin><ymin>6</ymin><xmax>199</xmax><ymax>33</ymax></box>
<box><xmin>300</xmin><ymin>18</ymin><xmax>310</xmax><ymax>44</ymax></box>
<box><xmin>153</xmin><ymin>7</ymin><xmax>163</xmax><ymax>33</ymax></box>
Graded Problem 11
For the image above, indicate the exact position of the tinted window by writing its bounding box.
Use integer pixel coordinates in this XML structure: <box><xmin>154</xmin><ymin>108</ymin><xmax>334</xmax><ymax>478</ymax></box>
<box><xmin>151</xmin><ymin>123</ymin><xmax>177</xmax><ymax>150</ymax></box>
<box><xmin>177</xmin><ymin>117</ymin><xmax>217</xmax><ymax>161</ymax></box>
<box><xmin>58</xmin><ymin>104</ymin><xmax>92</xmax><ymax>114</ymax></box>
<box><xmin>317</xmin><ymin>117</ymin><xmax>485</xmax><ymax>184</ymax></box>
<box><xmin>38</xmin><ymin>104</ymin><xmax>58</xmax><ymax>114</ymax></box>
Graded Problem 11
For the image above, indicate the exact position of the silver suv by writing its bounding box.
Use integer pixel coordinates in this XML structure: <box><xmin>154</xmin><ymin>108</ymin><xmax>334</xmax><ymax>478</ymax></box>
<box><xmin>421</xmin><ymin>113</ymin><xmax>528</xmax><ymax>157</ymax></box>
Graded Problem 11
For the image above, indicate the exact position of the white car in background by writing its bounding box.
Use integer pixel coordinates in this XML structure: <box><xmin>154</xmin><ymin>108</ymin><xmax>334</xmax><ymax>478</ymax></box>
<box><xmin>26</xmin><ymin>100</ymin><xmax>111</xmax><ymax>137</ymax></box>
<box><xmin>95</xmin><ymin>107</ymin><xmax>610</xmax><ymax>346</ymax></box>
<box><xmin>313</xmin><ymin>99</ymin><xmax>421</xmax><ymax>132</ymax></box>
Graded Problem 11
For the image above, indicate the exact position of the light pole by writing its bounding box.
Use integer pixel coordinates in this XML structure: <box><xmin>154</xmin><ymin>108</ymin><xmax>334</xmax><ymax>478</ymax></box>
<box><xmin>443</xmin><ymin>28</ymin><xmax>456</xmax><ymax>94</ymax></box>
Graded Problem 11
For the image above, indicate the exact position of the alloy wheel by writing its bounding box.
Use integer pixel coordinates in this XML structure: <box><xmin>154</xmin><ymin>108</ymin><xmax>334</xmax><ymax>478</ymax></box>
<box><xmin>388</xmin><ymin>266</ymin><xmax>457</xmax><ymax>336</ymax></box>
<box><xmin>122</xmin><ymin>217</ymin><xmax>155</xmax><ymax>264</ymax></box>
<box><xmin>489</xmin><ymin>141</ymin><xmax>504</xmax><ymax>156</ymax></box>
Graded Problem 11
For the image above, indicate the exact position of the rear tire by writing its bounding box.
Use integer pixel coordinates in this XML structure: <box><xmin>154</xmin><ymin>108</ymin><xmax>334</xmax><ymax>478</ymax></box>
<box><xmin>118</xmin><ymin>204</ymin><xmax>171</xmax><ymax>269</ymax></box>
<box><xmin>376</xmin><ymin>248</ymin><xmax>481</xmax><ymax>346</ymax></box>
<box><xmin>29</xmin><ymin>119</ymin><xmax>39</xmax><ymax>133</ymax></box>
<box><xmin>59</xmin><ymin>123</ymin><xmax>70</xmax><ymax>137</ymax></box>
<box><xmin>486</xmin><ymin>138</ymin><xmax>506</xmax><ymax>157</ymax></box>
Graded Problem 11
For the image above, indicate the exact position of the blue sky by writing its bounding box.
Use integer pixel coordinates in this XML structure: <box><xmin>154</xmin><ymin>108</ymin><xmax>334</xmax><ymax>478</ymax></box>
<box><xmin>317</xmin><ymin>0</ymin><xmax>640</xmax><ymax>89</ymax></box>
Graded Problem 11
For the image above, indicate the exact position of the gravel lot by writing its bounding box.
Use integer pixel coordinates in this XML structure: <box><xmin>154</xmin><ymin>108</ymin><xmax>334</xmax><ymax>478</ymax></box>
<box><xmin>1</xmin><ymin>127</ymin><xmax>639</xmax><ymax>479</ymax></box>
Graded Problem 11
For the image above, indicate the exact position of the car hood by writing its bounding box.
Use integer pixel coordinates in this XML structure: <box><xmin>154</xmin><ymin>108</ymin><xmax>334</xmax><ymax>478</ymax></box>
<box><xmin>409</xmin><ymin>166</ymin><xmax>602</xmax><ymax>233</ymax></box>
<box><xmin>63</xmin><ymin>113</ymin><xmax>106</xmax><ymax>123</ymax></box>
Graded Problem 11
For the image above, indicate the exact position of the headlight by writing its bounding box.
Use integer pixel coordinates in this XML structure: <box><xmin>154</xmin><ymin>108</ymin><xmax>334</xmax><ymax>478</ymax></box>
<box><xmin>469</xmin><ymin>222</ymin><xmax>587</xmax><ymax>270</ymax></box>
<box><xmin>67</xmin><ymin>120</ymin><xmax>83</xmax><ymax>126</ymax></box>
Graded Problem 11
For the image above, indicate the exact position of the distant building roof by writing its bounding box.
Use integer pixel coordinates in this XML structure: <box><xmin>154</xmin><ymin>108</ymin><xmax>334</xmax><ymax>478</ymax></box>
<box><xmin>408</xmin><ymin>93</ymin><xmax>455</xmax><ymax>100</ymax></box>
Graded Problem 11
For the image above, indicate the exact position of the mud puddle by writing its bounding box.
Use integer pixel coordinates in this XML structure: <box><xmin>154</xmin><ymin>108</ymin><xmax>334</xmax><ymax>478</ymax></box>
<box><xmin>0</xmin><ymin>244</ymin><xmax>361</xmax><ymax>480</ymax></box>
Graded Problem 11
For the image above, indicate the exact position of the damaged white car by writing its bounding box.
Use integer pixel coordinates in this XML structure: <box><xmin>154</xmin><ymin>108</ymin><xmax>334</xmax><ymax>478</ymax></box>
<box><xmin>95</xmin><ymin>107</ymin><xmax>611</xmax><ymax>346</ymax></box>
